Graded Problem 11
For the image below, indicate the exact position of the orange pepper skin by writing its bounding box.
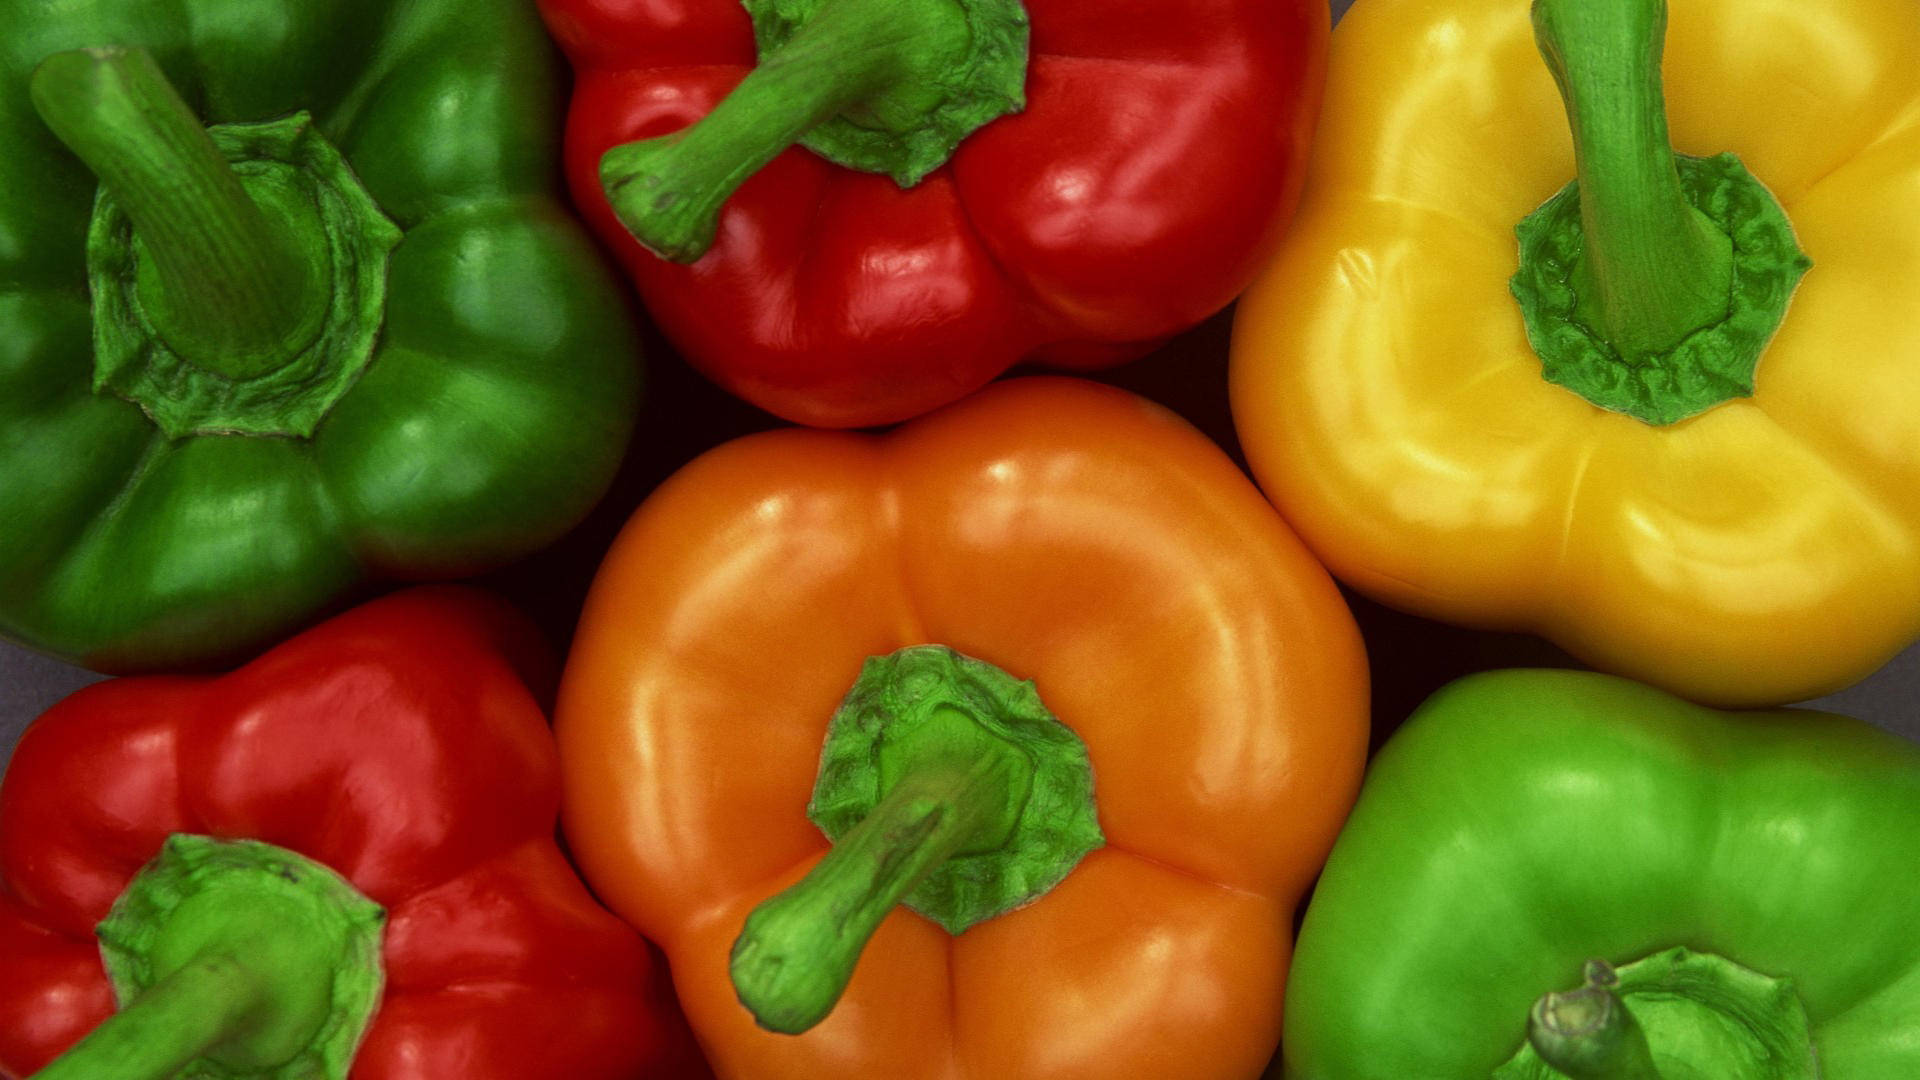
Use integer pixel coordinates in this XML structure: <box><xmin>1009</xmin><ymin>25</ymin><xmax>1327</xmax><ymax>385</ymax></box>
<box><xmin>556</xmin><ymin>377</ymin><xmax>1368</xmax><ymax>1078</ymax></box>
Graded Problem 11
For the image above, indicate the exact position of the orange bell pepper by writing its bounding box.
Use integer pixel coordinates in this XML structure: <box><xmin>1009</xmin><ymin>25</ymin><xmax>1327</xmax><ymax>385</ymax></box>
<box><xmin>556</xmin><ymin>377</ymin><xmax>1367</xmax><ymax>1078</ymax></box>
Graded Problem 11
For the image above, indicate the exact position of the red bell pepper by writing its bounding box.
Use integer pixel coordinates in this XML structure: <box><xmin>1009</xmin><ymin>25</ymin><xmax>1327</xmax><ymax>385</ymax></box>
<box><xmin>538</xmin><ymin>0</ymin><xmax>1328</xmax><ymax>428</ymax></box>
<box><xmin>0</xmin><ymin>588</ymin><xmax>706</xmax><ymax>1079</ymax></box>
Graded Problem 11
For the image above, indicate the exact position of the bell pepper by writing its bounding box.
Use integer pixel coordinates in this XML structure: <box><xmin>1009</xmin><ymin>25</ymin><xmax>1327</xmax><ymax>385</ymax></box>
<box><xmin>557</xmin><ymin>377</ymin><xmax>1368</xmax><ymax>1076</ymax></box>
<box><xmin>537</xmin><ymin>0</ymin><xmax>1328</xmax><ymax>428</ymax></box>
<box><xmin>1229</xmin><ymin>0</ymin><xmax>1920</xmax><ymax>706</ymax></box>
<box><xmin>0</xmin><ymin>0</ymin><xmax>643</xmax><ymax>674</ymax></box>
<box><xmin>1281</xmin><ymin>668</ymin><xmax>1920</xmax><ymax>1078</ymax></box>
<box><xmin>0</xmin><ymin>588</ymin><xmax>706</xmax><ymax>1079</ymax></box>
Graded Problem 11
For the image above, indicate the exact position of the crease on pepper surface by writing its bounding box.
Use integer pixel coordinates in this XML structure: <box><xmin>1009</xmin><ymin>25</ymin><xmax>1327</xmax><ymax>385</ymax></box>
<box><xmin>1230</xmin><ymin>0</ymin><xmax>1920</xmax><ymax>706</ymax></box>
<box><xmin>1281</xmin><ymin>668</ymin><xmax>1920</xmax><ymax>1078</ymax></box>
<box><xmin>540</xmin><ymin>0</ymin><xmax>1327</xmax><ymax>427</ymax></box>
<box><xmin>556</xmin><ymin>377</ymin><xmax>1368</xmax><ymax>1078</ymax></box>
<box><xmin>0</xmin><ymin>587</ymin><xmax>706</xmax><ymax>1079</ymax></box>
<box><xmin>0</xmin><ymin>0</ymin><xmax>641</xmax><ymax>674</ymax></box>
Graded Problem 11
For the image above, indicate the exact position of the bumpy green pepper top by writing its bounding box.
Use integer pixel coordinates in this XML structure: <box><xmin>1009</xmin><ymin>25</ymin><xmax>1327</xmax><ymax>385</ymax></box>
<box><xmin>1282</xmin><ymin>670</ymin><xmax>1920</xmax><ymax>1079</ymax></box>
<box><xmin>0</xmin><ymin>0</ymin><xmax>640</xmax><ymax>672</ymax></box>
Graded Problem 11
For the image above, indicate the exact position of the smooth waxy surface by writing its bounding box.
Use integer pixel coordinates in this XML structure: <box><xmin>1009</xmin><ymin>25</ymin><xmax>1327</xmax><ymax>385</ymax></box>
<box><xmin>0</xmin><ymin>0</ymin><xmax>640</xmax><ymax>672</ymax></box>
<box><xmin>559</xmin><ymin>378</ymin><xmax>1368</xmax><ymax>1078</ymax></box>
<box><xmin>0</xmin><ymin>589</ymin><xmax>701</xmax><ymax>1078</ymax></box>
<box><xmin>543</xmin><ymin>0</ymin><xmax>1328</xmax><ymax>427</ymax></box>
<box><xmin>1231</xmin><ymin>0</ymin><xmax>1920</xmax><ymax>705</ymax></box>
<box><xmin>1283</xmin><ymin>669</ymin><xmax>1920</xmax><ymax>1078</ymax></box>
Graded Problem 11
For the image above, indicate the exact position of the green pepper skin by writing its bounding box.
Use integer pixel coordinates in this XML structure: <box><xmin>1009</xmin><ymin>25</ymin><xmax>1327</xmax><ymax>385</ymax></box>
<box><xmin>0</xmin><ymin>0</ymin><xmax>640</xmax><ymax>672</ymax></box>
<box><xmin>1283</xmin><ymin>669</ymin><xmax>1920</xmax><ymax>1079</ymax></box>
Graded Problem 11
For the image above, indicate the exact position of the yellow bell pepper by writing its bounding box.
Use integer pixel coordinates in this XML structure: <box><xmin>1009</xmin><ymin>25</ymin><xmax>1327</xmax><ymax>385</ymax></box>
<box><xmin>1231</xmin><ymin>0</ymin><xmax>1920</xmax><ymax>707</ymax></box>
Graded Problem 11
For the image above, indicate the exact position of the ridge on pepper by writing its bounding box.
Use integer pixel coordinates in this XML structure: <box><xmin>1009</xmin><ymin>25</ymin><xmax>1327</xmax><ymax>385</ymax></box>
<box><xmin>0</xmin><ymin>588</ymin><xmax>707</xmax><ymax>1079</ymax></box>
<box><xmin>556</xmin><ymin>377</ymin><xmax>1369</xmax><ymax>1077</ymax></box>
<box><xmin>0</xmin><ymin>0</ymin><xmax>643</xmax><ymax>674</ymax></box>
<box><xmin>1231</xmin><ymin>0</ymin><xmax>1920</xmax><ymax>706</ymax></box>
<box><xmin>1284</xmin><ymin>668</ymin><xmax>1920</xmax><ymax>1078</ymax></box>
<box><xmin>541</xmin><ymin>0</ymin><xmax>1329</xmax><ymax>428</ymax></box>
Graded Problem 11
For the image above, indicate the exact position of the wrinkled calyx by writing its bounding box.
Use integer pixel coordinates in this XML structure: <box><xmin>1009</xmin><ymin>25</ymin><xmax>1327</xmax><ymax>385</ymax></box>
<box><xmin>1495</xmin><ymin>948</ymin><xmax>1817</xmax><ymax>1080</ymax></box>
<box><xmin>34</xmin><ymin>834</ymin><xmax>386</xmax><ymax>1080</ymax></box>
<box><xmin>1509</xmin><ymin>0</ymin><xmax>1809</xmax><ymax>425</ymax></box>
<box><xmin>599</xmin><ymin>0</ymin><xmax>1029</xmax><ymax>262</ymax></box>
<box><xmin>31</xmin><ymin>47</ymin><xmax>399</xmax><ymax>439</ymax></box>
<box><xmin>729</xmin><ymin>645</ymin><xmax>1101</xmax><ymax>1034</ymax></box>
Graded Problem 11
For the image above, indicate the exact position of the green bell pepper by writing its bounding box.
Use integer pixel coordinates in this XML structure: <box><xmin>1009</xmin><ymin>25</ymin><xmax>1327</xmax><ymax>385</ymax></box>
<box><xmin>1283</xmin><ymin>669</ymin><xmax>1920</xmax><ymax>1080</ymax></box>
<box><xmin>0</xmin><ymin>1</ymin><xmax>640</xmax><ymax>672</ymax></box>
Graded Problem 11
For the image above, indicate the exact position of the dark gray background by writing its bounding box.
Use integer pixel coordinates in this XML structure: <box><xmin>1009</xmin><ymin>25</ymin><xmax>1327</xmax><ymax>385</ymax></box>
<box><xmin>4</xmin><ymin>0</ymin><xmax>1915</xmax><ymax>764</ymax></box>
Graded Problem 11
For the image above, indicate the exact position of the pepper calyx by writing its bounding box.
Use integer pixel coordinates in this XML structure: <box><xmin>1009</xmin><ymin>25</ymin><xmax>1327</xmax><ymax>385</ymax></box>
<box><xmin>743</xmin><ymin>0</ymin><xmax>1028</xmax><ymax>185</ymax></box>
<box><xmin>88</xmin><ymin>111</ymin><xmax>401</xmax><ymax>439</ymax></box>
<box><xmin>78</xmin><ymin>833</ymin><xmax>387</xmax><ymax>1079</ymax></box>
<box><xmin>808</xmin><ymin>645</ymin><xmax>1103</xmax><ymax>933</ymax></box>
<box><xmin>1511</xmin><ymin>152</ymin><xmax>1810</xmax><ymax>426</ymax></box>
<box><xmin>1494</xmin><ymin>947</ymin><xmax>1817</xmax><ymax>1080</ymax></box>
<box><xmin>728</xmin><ymin>645</ymin><xmax>1101</xmax><ymax>1034</ymax></box>
<box><xmin>598</xmin><ymin>0</ymin><xmax>1029</xmax><ymax>263</ymax></box>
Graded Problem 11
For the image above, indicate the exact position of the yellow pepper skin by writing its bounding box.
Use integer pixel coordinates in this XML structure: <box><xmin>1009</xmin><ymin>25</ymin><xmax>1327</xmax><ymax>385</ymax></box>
<box><xmin>1231</xmin><ymin>0</ymin><xmax>1920</xmax><ymax>707</ymax></box>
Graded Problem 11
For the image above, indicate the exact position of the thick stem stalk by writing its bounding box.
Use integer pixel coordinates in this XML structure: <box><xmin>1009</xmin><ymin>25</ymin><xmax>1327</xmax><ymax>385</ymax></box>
<box><xmin>731</xmin><ymin>710</ymin><xmax>1031</xmax><ymax>1034</ymax></box>
<box><xmin>31</xmin><ymin>951</ymin><xmax>268</xmax><ymax>1080</ymax></box>
<box><xmin>1526</xmin><ymin>960</ymin><xmax>1666</xmax><ymax>1080</ymax></box>
<box><xmin>30</xmin><ymin>47</ymin><xmax>315</xmax><ymax>377</ymax></box>
<box><xmin>34</xmin><ymin>836</ymin><xmax>384</xmax><ymax>1080</ymax></box>
<box><xmin>599</xmin><ymin>0</ymin><xmax>971</xmax><ymax>262</ymax></box>
<box><xmin>1531</xmin><ymin>0</ymin><xmax>1731</xmax><ymax>358</ymax></box>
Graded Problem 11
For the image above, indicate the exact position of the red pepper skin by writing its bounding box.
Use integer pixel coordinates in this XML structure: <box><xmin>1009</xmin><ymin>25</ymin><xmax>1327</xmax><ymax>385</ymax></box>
<box><xmin>539</xmin><ymin>0</ymin><xmax>1328</xmax><ymax>428</ymax></box>
<box><xmin>0</xmin><ymin>588</ymin><xmax>707</xmax><ymax>1079</ymax></box>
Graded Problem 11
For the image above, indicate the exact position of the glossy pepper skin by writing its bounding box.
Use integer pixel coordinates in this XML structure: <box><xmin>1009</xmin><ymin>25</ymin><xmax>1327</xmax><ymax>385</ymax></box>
<box><xmin>538</xmin><ymin>0</ymin><xmax>1327</xmax><ymax>429</ymax></box>
<box><xmin>0</xmin><ymin>0</ymin><xmax>641</xmax><ymax>673</ymax></box>
<box><xmin>1282</xmin><ymin>669</ymin><xmax>1920</xmax><ymax>1078</ymax></box>
<box><xmin>1230</xmin><ymin>0</ymin><xmax>1920</xmax><ymax>706</ymax></box>
<box><xmin>0</xmin><ymin>588</ymin><xmax>705</xmax><ymax>1079</ymax></box>
<box><xmin>558</xmin><ymin>378</ymin><xmax>1368</xmax><ymax>1077</ymax></box>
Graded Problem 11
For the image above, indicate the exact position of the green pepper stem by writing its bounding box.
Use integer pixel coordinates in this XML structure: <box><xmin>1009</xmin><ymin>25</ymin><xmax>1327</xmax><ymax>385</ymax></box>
<box><xmin>1526</xmin><ymin>960</ymin><xmax>1666</xmax><ymax>1080</ymax></box>
<box><xmin>30</xmin><ymin>47</ymin><xmax>318</xmax><ymax>378</ymax></box>
<box><xmin>33</xmin><ymin>950</ymin><xmax>270</xmax><ymax>1080</ymax></box>
<box><xmin>1531</xmin><ymin>0</ymin><xmax>1731</xmax><ymax>358</ymax></box>
<box><xmin>599</xmin><ymin>0</ymin><xmax>970</xmax><ymax>263</ymax></box>
<box><xmin>34</xmin><ymin>896</ymin><xmax>337</xmax><ymax>1080</ymax></box>
<box><xmin>35</xmin><ymin>836</ymin><xmax>384</xmax><ymax>1080</ymax></box>
<box><xmin>730</xmin><ymin>707</ymin><xmax>1033</xmax><ymax>1034</ymax></box>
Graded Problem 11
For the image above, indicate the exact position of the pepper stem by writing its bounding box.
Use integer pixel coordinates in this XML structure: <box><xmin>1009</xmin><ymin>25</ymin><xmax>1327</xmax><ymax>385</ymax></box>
<box><xmin>599</xmin><ymin>0</ymin><xmax>1027</xmax><ymax>263</ymax></box>
<box><xmin>30</xmin><ymin>47</ymin><xmax>320</xmax><ymax>378</ymax></box>
<box><xmin>1526</xmin><ymin>960</ymin><xmax>1665</xmax><ymax>1080</ymax></box>
<box><xmin>34</xmin><ymin>835</ymin><xmax>384</xmax><ymax>1080</ymax></box>
<box><xmin>731</xmin><ymin>706</ymin><xmax>1034</xmax><ymax>1034</ymax></box>
<box><xmin>1531</xmin><ymin>0</ymin><xmax>1731</xmax><ymax>358</ymax></box>
<box><xmin>34</xmin><ymin>923</ymin><xmax>310</xmax><ymax>1080</ymax></box>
